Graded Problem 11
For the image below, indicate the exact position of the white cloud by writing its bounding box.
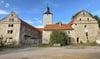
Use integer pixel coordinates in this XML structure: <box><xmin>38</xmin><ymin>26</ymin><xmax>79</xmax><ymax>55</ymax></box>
<box><xmin>0</xmin><ymin>10</ymin><xmax>9</xmax><ymax>14</ymax></box>
<box><xmin>92</xmin><ymin>10</ymin><xmax>100</xmax><ymax>15</ymax></box>
<box><xmin>24</xmin><ymin>20</ymin><xmax>34</xmax><ymax>24</ymax></box>
<box><xmin>34</xmin><ymin>18</ymin><xmax>43</xmax><ymax>24</ymax></box>
<box><xmin>0</xmin><ymin>1</ymin><xmax>10</xmax><ymax>8</ymax></box>
<box><xmin>36</xmin><ymin>25</ymin><xmax>44</xmax><ymax>28</ymax></box>
<box><xmin>0</xmin><ymin>1</ymin><xmax>4</xmax><ymax>4</ymax></box>
<box><xmin>24</xmin><ymin>18</ymin><xmax>43</xmax><ymax>26</ymax></box>
<box><xmin>5</xmin><ymin>3</ymin><xmax>10</xmax><ymax>8</ymax></box>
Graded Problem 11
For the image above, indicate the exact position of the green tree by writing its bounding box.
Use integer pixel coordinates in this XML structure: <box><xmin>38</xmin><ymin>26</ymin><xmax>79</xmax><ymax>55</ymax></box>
<box><xmin>93</xmin><ymin>15</ymin><xmax>100</xmax><ymax>27</ymax></box>
<box><xmin>50</xmin><ymin>30</ymin><xmax>69</xmax><ymax>45</ymax></box>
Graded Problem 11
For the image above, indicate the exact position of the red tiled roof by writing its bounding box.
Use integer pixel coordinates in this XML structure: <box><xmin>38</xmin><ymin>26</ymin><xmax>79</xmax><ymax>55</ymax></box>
<box><xmin>44</xmin><ymin>24</ymin><xmax>73</xmax><ymax>30</ymax></box>
<box><xmin>37</xmin><ymin>28</ymin><xmax>44</xmax><ymax>32</ymax></box>
<box><xmin>68</xmin><ymin>17</ymin><xmax>77</xmax><ymax>25</ymax></box>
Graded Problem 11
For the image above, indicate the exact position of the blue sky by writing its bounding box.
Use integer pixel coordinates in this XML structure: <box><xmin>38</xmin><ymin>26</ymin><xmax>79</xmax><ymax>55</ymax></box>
<box><xmin>0</xmin><ymin>0</ymin><xmax>100</xmax><ymax>28</ymax></box>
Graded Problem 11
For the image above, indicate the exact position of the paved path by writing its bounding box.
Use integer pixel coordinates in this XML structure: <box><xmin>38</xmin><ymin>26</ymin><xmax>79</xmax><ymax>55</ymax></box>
<box><xmin>0</xmin><ymin>47</ymin><xmax>100</xmax><ymax>59</ymax></box>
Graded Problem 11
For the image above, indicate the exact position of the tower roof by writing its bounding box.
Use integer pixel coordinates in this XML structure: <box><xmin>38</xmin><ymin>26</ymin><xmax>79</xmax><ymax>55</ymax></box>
<box><xmin>44</xmin><ymin>5</ymin><xmax>52</xmax><ymax>14</ymax></box>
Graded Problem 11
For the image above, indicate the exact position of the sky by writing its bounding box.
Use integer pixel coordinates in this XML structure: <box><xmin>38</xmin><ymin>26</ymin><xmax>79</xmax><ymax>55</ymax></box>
<box><xmin>0</xmin><ymin>0</ymin><xmax>100</xmax><ymax>28</ymax></box>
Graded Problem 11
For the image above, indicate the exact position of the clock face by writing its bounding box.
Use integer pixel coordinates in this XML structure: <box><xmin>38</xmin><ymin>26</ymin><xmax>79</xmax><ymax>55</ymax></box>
<box><xmin>84</xmin><ymin>28</ymin><xmax>88</xmax><ymax>32</ymax></box>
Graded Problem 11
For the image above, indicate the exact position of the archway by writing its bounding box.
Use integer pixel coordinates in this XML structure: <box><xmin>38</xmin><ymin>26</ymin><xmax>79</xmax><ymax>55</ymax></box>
<box><xmin>77</xmin><ymin>37</ymin><xmax>79</xmax><ymax>43</ymax></box>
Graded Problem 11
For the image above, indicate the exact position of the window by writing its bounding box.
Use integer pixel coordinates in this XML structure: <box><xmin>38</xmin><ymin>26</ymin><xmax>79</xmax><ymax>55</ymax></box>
<box><xmin>68</xmin><ymin>31</ymin><xmax>70</xmax><ymax>34</ymax></box>
<box><xmin>87</xmin><ymin>18</ymin><xmax>89</xmax><ymax>21</ymax></box>
<box><xmin>8</xmin><ymin>24</ymin><xmax>13</xmax><ymax>27</ymax></box>
<box><xmin>84</xmin><ymin>25</ymin><xmax>86</xmax><ymax>28</ymax></box>
<box><xmin>80</xmin><ymin>18</ymin><xmax>81</xmax><ymax>21</ymax></box>
<box><xmin>75</xmin><ymin>24</ymin><xmax>77</xmax><ymax>25</ymax></box>
<box><xmin>83</xmin><ymin>12</ymin><xmax>85</xmax><ymax>15</ymax></box>
<box><xmin>8</xmin><ymin>30</ymin><xmax>13</xmax><ymax>34</ymax></box>
<box><xmin>9</xmin><ymin>37</ymin><xmax>12</xmax><ymax>39</ymax></box>
<box><xmin>11</xmin><ymin>14</ymin><xmax>13</xmax><ymax>16</ymax></box>
<box><xmin>9</xmin><ymin>19</ymin><xmax>14</xmax><ymax>22</ymax></box>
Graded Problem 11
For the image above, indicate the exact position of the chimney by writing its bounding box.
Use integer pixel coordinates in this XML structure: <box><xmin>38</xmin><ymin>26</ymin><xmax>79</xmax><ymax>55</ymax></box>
<box><xmin>56</xmin><ymin>21</ymin><xmax>62</xmax><ymax>27</ymax></box>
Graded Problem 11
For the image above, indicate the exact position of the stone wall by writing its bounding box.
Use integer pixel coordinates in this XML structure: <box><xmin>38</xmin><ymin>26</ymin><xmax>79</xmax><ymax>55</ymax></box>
<box><xmin>0</xmin><ymin>12</ymin><xmax>21</xmax><ymax>45</ymax></box>
<box><xmin>71</xmin><ymin>11</ymin><xmax>100</xmax><ymax>43</ymax></box>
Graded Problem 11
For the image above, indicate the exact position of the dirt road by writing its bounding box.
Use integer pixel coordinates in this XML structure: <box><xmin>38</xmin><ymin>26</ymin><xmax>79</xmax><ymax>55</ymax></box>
<box><xmin>0</xmin><ymin>47</ymin><xmax>100</xmax><ymax>59</ymax></box>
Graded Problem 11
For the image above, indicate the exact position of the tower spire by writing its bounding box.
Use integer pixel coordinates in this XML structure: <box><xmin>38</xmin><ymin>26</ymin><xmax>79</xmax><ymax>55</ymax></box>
<box><xmin>44</xmin><ymin>4</ymin><xmax>52</xmax><ymax>14</ymax></box>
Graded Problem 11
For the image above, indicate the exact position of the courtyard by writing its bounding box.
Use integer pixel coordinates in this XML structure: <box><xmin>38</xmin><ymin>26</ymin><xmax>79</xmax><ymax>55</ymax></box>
<box><xmin>0</xmin><ymin>46</ymin><xmax>100</xmax><ymax>59</ymax></box>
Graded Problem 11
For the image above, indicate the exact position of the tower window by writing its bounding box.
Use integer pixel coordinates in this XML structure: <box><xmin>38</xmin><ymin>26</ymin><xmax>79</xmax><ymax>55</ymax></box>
<box><xmin>8</xmin><ymin>30</ymin><xmax>13</xmax><ymax>34</ymax></box>
<box><xmin>8</xmin><ymin>24</ymin><xmax>13</xmax><ymax>27</ymax></box>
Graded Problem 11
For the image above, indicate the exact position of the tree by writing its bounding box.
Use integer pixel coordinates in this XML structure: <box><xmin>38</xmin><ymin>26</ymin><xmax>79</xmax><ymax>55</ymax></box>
<box><xmin>0</xmin><ymin>35</ymin><xmax>7</xmax><ymax>47</ymax></box>
<box><xmin>50</xmin><ymin>30</ymin><xmax>69</xmax><ymax>45</ymax></box>
<box><xmin>93</xmin><ymin>15</ymin><xmax>100</xmax><ymax>27</ymax></box>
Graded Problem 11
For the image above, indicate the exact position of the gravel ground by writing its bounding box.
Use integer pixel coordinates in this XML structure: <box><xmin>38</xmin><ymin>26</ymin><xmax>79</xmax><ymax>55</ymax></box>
<box><xmin>0</xmin><ymin>47</ymin><xmax>100</xmax><ymax>59</ymax></box>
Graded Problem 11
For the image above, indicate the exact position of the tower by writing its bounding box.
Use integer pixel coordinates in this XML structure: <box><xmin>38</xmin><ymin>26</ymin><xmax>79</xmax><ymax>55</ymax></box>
<box><xmin>43</xmin><ymin>5</ymin><xmax>53</xmax><ymax>26</ymax></box>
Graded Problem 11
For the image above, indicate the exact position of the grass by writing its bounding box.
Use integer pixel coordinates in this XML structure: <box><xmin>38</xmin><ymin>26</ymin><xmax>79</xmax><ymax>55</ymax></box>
<box><xmin>0</xmin><ymin>45</ymin><xmax>32</xmax><ymax>51</ymax></box>
<box><xmin>0</xmin><ymin>42</ymin><xmax>100</xmax><ymax>51</ymax></box>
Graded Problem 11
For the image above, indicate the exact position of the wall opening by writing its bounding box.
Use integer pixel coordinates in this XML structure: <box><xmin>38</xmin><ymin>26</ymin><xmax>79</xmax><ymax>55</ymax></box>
<box><xmin>77</xmin><ymin>37</ymin><xmax>79</xmax><ymax>43</ymax></box>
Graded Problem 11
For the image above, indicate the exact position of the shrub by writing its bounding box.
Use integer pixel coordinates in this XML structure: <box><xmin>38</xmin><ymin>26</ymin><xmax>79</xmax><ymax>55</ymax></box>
<box><xmin>50</xmin><ymin>30</ymin><xmax>69</xmax><ymax>46</ymax></box>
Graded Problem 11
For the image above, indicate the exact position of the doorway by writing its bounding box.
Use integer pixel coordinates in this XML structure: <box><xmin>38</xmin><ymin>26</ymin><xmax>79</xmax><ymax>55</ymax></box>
<box><xmin>77</xmin><ymin>37</ymin><xmax>79</xmax><ymax>43</ymax></box>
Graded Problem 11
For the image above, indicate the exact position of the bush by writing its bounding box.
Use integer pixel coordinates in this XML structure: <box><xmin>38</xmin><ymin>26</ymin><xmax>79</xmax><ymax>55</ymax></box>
<box><xmin>50</xmin><ymin>30</ymin><xmax>68</xmax><ymax>46</ymax></box>
<box><xmin>80</xmin><ymin>41</ymin><xmax>84</xmax><ymax>45</ymax></box>
<box><xmin>89</xmin><ymin>41</ymin><xmax>97</xmax><ymax>46</ymax></box>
